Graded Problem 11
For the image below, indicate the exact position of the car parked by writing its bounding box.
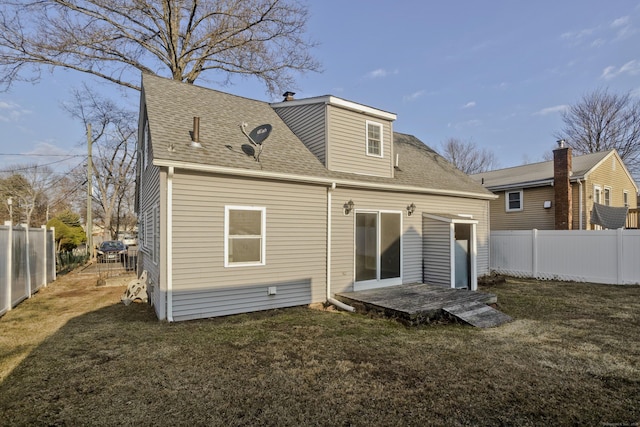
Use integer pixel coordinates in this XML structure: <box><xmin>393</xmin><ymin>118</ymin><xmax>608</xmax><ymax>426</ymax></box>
<box><xmin>97</xmin><ymin>240</ymin><xmax>127</xmax><ymax>263</ymax></box>
<box><xmin>121</xmin><ymin>234</ymin><xmax>137</xmax><ymax>246</ymax></box>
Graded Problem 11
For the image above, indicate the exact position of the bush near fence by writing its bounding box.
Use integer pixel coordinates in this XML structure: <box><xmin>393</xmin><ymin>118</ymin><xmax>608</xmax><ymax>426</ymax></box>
<box><xmin>57</xmin><ymin>250</ymin><xmax>90</xmax><ymax>275</ymax></box>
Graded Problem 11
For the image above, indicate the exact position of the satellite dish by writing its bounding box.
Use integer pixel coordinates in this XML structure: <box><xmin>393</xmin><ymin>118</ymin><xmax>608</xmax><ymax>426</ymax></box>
<box><xmin>248</xmin><ymin>124</ymin><xmax>272</xmax><ymax>145</ymax></box>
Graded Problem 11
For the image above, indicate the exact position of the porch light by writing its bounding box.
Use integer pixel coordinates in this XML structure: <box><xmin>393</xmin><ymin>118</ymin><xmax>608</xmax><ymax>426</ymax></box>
<box><xmin>344</xmin><ymin>200</ymin><xmax>355</xmax><ymax>215</ymax></box>
<box><xmin>407</xmin><ymin>203</ymin><xmax>416</xmax><ymax>216</ymax></box>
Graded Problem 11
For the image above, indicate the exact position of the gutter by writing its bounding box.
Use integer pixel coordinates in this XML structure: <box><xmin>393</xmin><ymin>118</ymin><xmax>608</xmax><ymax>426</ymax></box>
<box><xmin>487</xmin><ymin>175</ymin><xmax>589</xmax><ymax>193</ymax></box>
<box><xmin>326</xmin><ymin>182</ymin><xmax>355</xmax><ymax>312</ymax></box>
<box><xmin>486</xmin><ymin>179</ymin><xmax>554</xmax><ymax>192</ymax></box>
<box><xmin>153</xmin><ymin>159</ymin><xmax>497</xmax><ymax>201</ymax></box>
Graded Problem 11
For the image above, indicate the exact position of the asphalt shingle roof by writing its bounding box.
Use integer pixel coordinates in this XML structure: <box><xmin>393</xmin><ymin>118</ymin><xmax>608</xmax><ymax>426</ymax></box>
<box><xmin>470</xmin><ymin>150</ymin><xmax>614</xmax><ymax>189</ymax></box>
<box><xmin>143</xmin><ymin>73</ymin><xmax>330</xmax><ymax>178</ymax></box>
<box><xmin>142</xmin><ymin>74</ymin><xmax>493</xmax><ymax>198</ymax></box>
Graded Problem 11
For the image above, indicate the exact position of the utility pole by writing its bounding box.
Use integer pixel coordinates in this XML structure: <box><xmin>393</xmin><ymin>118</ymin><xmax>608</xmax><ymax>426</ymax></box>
<box><xmin>87</xmin><ymin>123</ymin><xmax>93</xmax><ymax>259</ymax></box>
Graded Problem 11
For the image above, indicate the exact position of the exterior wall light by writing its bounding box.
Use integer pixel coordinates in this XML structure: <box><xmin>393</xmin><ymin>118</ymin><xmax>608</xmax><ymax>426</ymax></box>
<box><xmin>344</xmin><ymin>200</ymin><xmax>355</xmax><ymax>215</ymax></box>
<box><xmin>407</xmin><ymin>203</ymin><xmax>416</xmax><ymax>216</ymax></box>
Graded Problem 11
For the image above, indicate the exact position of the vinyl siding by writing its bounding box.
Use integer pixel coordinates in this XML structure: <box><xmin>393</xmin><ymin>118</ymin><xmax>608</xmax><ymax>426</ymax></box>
<box><xmin>571</xmin><ymin>181</ymin><xmax>585</xmax><ymax>230</ymax></box>
<box><xmin>329</xmin><ymin>187</ymin><xmax>489</xmax><ymax>295</ymax></box>
<box><xmin>326</xmin><ymin>105</ymin><xmax>393</xmax><ymax>177</ymax></box>
<box><xmin>138</xmin><ymin>147</ymin><xmax>164</xmax><ymax>318</ymax></box>
<box><xmin>489</xmin><ymin>186</ymin><xmax>555</xmax><ymax>230</ymax></box>
<box><xmin>584</xmin><ymin>154</ymin><xmax>638</xmax><ymax>229</ymax></box>
<box><xmin>170</xmin><ymin>171</ymin><xmax>327</xmax><ymax>321</ymax></box>
<box><xmin>422</xmin><ymin>217</ymin><xmax>452</xmax><ymax>286</ymax></box>
<box><xmin>273</xmin><ymin>103</ymin><xmax>327</xmax><ymax>164</ymax></box>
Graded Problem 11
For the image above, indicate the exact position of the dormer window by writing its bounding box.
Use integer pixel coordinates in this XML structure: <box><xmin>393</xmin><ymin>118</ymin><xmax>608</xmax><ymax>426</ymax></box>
<box><xmin>366</xmin><ymin>121</ymin><xmax>383</xmax><ymax>157</ymax></box>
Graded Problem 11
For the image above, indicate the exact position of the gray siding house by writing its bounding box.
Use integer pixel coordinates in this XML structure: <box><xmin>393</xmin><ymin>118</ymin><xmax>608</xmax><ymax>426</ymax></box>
<box><xmin>136</xmin><ymin>74</ymin><xmax>496</xmax><ymax>322</ymax></box>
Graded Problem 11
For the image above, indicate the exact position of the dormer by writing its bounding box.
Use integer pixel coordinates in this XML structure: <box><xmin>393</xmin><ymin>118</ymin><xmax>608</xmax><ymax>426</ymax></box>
<box><xmin>272</xmin><ymin>94</ymin><xmax>397</xmax><ymax>178</ymax></box>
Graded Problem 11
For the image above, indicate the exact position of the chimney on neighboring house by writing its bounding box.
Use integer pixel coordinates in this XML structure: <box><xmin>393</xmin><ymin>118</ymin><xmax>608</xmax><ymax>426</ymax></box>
<box><xmin>554</xmin><ymin>139</ymin><xmax>572</xmax><ymax>230</ymax></box>
<box><xmin>282</xmin><ymin>91</ymin><xmax>296</xmax><ymax>102</ymax></box>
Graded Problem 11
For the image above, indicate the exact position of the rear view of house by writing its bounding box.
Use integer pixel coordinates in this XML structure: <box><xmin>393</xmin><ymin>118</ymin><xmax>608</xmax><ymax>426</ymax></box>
<box><xmin>136</xmin><ymin>74</ymin><xmax>495</xmax><ymax>321</ymax></box>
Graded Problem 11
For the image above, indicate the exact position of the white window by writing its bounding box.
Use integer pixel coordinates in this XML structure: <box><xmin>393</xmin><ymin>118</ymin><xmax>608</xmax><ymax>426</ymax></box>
<box><xmin>224</xmin><ymin>206</ymin><xmax>266</xmax><ymax>267</ymax></box>
<box><xmin>144</xmin><ymin>209</ymin><xmax>154</xmax><ymax>252</ymax></box>
<box><xmin>366</xmin><ymin>121</ymin><xmax>383</xmax><ymax>157</ymax></box>
<box><xmin>594</xmin><ymin>186</ymin><xmax>601</xmax><ymax>204</ymax></box>
<box><xmin>604</xmin><ymin>187</ymin><xmax>611</xmax><ymax>206</ymax></box>
<box><xmin>505</xmin><ymin>190</ymin><xmax>523</xmax><ymax>212</ymax></box>
<box><xmin>138</xmin><ymin>216</ymin><xmax>144</xmax><ymax>250</ymax></box>
<box><xmin>623</xmin><ymin>190</ymin><xmax>629</xmax><ymax>207</ymax></box>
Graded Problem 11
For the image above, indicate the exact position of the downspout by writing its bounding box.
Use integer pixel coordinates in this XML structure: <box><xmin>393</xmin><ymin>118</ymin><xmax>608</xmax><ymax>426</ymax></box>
<box><xmin>326</xmin><ymin>182</ymin><xmax>355</xmax><ymax>312</ymax></box>
<box><xmin>577</xmin><ymin>179</ymin><xmax>583</xmax><ymax>230</ymax></box>
<box><xmin>167</xmin><ymin>166</ymin><xmax>174</xmax><ymax>322</ymax></box>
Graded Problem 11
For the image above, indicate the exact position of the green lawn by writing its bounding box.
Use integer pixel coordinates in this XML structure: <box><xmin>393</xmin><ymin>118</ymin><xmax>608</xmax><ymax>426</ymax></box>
<box><xmin>1</xmin><ymin>273</ymin><xmax>639</xmax><ymax>426</ymax></box>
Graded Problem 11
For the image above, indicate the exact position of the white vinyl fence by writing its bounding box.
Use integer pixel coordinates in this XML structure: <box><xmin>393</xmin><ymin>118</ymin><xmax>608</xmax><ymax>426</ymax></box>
<box><xmin>1</xmin><ymin>222</ymin><xmax>56</xmax><ymax>317</ymax></box>
<box><xmin>491</xmin><ymin>229</ymin><xmax>640</xmax><ymax>285</ymax></box>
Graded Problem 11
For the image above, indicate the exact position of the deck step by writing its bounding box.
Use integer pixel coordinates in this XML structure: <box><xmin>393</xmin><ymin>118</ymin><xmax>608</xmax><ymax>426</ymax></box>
<box><xmin>443</xmin><ymin>301</ymin><xmax>512</xmax><ymax>328</ymax></box>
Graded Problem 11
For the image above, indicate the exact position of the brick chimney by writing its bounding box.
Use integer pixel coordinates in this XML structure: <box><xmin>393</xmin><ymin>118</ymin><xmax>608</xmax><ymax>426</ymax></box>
<box><xmin>553</xmin><ymin>140</ymin><xmax>572</xmax><ymax>230</ymax></box>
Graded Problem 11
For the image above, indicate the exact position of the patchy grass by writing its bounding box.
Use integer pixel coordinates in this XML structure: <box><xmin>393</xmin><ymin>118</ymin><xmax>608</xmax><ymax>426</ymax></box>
<box><xmin>1</xmin><ymin>274</ymin><xmax>639</xmax><ymax>426</ymax></box>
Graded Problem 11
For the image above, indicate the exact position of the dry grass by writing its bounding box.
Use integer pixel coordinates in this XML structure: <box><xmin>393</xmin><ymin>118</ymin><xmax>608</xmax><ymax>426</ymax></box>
<box><xmin>1</xmin><ymin>273</ymin><xmax>639</xmax><ymax>426</ymax></box>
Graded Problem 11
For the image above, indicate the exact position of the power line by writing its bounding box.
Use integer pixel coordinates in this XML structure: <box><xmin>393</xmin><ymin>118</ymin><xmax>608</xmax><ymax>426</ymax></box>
<box><xmin>44</xmin><ymin>159</ymin><xmax>88</xmax><ymax>190</ymax></box>
<box><xmin>0</xmin><ymin>153</ymin><xmax>85</xmax><ymax>157</ymax></box>
<box><xmin>0</xmin><ymin>156</ymin><xmax>86</xmax><ymax>173</ymax></box>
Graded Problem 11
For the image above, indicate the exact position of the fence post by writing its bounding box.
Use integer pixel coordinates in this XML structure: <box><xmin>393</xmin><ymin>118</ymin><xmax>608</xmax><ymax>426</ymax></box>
<box><xmin>50</xmin><ymin>226</ymin><xmax>56</xmax><ymax>282</ymax></box>
<box><xmin>41</xmin><ymin>225</ymin><xmax>47</xmax><ymax>287</ymax></box>
<box><xmin>4</xmin><ymin>221</ymin><xmax>11</xmax><ymax>313</ymax></box>
<box><xmin>532</xmin><ymin>229</ymin><xmax>538</xmax><ymax>279</ymax></box>
<box><xmin>23</xmin><ymin>224</ymin><xmax>31</xmax><ymax>298</ymax></box>
<box><xmin>617</xmin><ymin>228</ymin><xmax>624</xmax><ymax>285</ymax></box>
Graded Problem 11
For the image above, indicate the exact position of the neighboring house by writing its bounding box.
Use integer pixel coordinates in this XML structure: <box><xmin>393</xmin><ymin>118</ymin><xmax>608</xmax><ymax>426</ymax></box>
<box><xmin>471</xmin><ymin>143</ymin><xmax>638</xmax><ymax>231</ymax></box>
<box><xmin>136</xmin><ymin>74</ymin><xmax>496</xmax><ymax>322</ymax></box>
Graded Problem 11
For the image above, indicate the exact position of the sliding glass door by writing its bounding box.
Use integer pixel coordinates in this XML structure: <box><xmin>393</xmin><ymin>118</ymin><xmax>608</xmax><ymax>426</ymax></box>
<box><xmin>355</xmin><ymin>211</ymin><xmax>402</xmax><ymax>290</ymax></box>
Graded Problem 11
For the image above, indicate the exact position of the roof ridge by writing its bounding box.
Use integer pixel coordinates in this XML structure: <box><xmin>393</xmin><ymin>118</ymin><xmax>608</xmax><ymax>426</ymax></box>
<box><xmin>472</xmin><ymin>148</ymin><xmax>616</xmax><ymax>177</ymax></box>
<box><xmin>142</xmin><ymin>73</ymin><xmax>274</xmax><ymax>106</ymax></box>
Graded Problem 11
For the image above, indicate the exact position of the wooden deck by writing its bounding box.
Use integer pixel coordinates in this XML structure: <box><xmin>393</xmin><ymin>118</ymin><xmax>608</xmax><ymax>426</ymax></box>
<box><xmin>335</xmin><ymin>283</ymin><xmax>512</xmax><ymax>328</ymax></box>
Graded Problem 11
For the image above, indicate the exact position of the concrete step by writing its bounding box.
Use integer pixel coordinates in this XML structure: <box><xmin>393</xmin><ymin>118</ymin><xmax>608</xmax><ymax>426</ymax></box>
<box><xmin>443</xmin><ymin>301</ymin><xmax>512</xmax><ymax>328</ymax></box>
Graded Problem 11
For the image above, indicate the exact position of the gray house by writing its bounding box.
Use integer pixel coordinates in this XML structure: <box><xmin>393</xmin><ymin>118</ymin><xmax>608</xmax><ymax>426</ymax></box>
<box><xmin>136</xmin><ymin>74</ymin><xmax>496</xmax><ymax>321</ymax></box>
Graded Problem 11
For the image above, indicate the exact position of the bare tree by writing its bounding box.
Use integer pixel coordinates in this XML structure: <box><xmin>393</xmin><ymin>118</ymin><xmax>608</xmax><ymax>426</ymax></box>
<box><xmin>0</xmin><ymin>0</ymin><xmax>319</xmax><ymax>94</ymax></box>
<box><xmin>0</xmin><ymin>164</ymin><xmax>54</xmax><ymax>226</ymax></box>
<box><xmin>65</xmin><ymin>86</ymin><xmax>136</xmax><ymax>240</ymax></box>
<box><xmin>555</xmin><ymin>88</ymin><xmax>640</xmax><ymax>178</ymax></box>
<box><xmin>439</xmin><ymin>137</ymin><xmax>499</xmax><ymax>175</ymax></box>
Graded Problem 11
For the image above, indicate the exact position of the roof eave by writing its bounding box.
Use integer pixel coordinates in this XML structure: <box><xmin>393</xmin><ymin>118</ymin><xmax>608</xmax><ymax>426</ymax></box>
<box><xmin>153</xmin><ymin>158</ymin><xmax>497</xmax><ymax>200</ymax></box>
<box><xmin>485</xmin><ymin>179</ymin><xmax>554</xmax><ymax>192</ymax></box>
<box><xmin>271</xmin><ymin>96</ymin><xmax>397</xmax><ymax>121</ymax></box>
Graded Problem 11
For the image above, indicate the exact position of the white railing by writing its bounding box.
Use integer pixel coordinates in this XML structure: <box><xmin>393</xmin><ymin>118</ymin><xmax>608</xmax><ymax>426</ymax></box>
<box><xmin>1</xmin><ymin>222</ymin><xmax>56</xmax><ymax>317</ymax></box>
<box><xmin>491</xmin><ymin>229</ymin><xmax>640</xmax><ymax>285</ymax></box>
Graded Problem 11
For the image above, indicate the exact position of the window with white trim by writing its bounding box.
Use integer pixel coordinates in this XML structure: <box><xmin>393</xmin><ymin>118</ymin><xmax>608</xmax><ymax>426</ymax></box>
<box><xmin>623</xmin><ymin>190</ymin><xmax>629</xmax><ymax>207</ymax></box>
<box><xmin>505</xmin><ymin>190</ymin><xmax>523</xmax><ymax>212</ymax></box>
<box><xmin>225</xmin><ymin>206</ymin><xmax>266</xmax><ymax>267</ymax></box>
<box><xmin>138</xmin><ymin>216</ymin><xmax>144</xmax><ymax>250</ymax></box>
<box><xmin>594</xmin><ymin>186</ymin><xmax>601</xmax><ymax>204</ymax></box>
<box><xmin>144</xmin><ymin>209</ymin><xmax>154</xmax><ymax>251</ymax></box>
<box><xmin>604</xmin><ymin>187</ymin><xmax>611</xmax><ymax>206</ymax></box>
<box><xmin>366</xmin><ymin>121</ymin><xmax>383</xmax><ymax>157</ymax></box>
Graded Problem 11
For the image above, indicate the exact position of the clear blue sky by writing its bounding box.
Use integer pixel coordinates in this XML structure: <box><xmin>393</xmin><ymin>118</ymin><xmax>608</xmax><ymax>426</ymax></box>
<box><xmin>1</xmin><ymin>0</ymin><xmax>640</xmax><ymax>175</ymax></box>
